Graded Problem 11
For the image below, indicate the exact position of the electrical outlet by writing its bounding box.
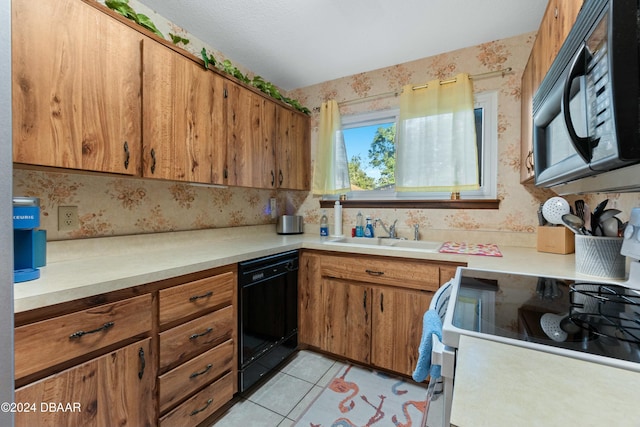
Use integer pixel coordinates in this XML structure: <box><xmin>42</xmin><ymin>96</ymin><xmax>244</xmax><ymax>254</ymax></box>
<box><xmin>58</xmin><ymin>206</ymin><xmax>79</xmax><ymax>231</ymax></box>
<box><xmin>270</xmin><ymin>198</ymin><xmax>277</xmax><ymax>219</ymax></box>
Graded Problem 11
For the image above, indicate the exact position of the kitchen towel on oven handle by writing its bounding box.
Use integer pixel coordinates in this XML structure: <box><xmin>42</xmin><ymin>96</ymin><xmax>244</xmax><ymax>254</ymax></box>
<box><xmin>412</xmin><ymin>309</ymin><xmax>443</xmax><ymax>382</ymax></box>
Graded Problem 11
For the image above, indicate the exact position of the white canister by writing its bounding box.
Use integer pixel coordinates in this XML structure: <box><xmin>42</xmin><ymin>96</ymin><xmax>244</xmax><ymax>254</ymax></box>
<box><xmin>575</xmin><ymin>235</ymin><xmax>625</xmax><ymax>279</ymax></box>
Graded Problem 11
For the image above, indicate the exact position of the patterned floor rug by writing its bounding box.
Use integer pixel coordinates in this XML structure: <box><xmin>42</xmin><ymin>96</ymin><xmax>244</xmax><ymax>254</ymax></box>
<box><xmin>294</xmin><ymin>364</ymin><xmax>427</xmax><ymax>427</ymax></box>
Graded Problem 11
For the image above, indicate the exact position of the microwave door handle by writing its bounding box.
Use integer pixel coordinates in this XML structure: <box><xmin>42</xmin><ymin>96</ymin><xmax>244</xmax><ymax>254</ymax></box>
<box><xmin>562</xmin><ymin>43</ymin><xmax>594</xmax><ymax>163</ymax></box>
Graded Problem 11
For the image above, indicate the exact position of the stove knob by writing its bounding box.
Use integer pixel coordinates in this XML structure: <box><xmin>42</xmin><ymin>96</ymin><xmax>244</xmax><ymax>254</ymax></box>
<box><xmin>624</xmin><ymin>224</ymin><xmax>635</xmax><ymax>240</ymax></box>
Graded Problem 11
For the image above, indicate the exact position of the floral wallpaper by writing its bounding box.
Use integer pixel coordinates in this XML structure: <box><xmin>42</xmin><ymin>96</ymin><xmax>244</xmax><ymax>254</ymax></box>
<box><xmin>12</xmin><ymin>1</ymin><xmax>640</xmax><ymax>244</ymax></box>
<box><xmin>288</xmin><ymin>33</ymin><xmax>640</xmax><ymax>245</ymax></box>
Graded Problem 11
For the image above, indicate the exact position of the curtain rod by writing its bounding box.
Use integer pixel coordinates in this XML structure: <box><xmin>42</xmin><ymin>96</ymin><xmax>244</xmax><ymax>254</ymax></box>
<box><xmin>315</xmin><ymin>67</ymin><xmax>512</xmax><ymax>111</ymax></box>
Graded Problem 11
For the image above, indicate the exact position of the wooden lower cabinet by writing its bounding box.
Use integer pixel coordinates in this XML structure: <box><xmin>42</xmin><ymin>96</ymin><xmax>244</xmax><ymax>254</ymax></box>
<box><xmin>159</xmin><ymin>372</ymin><xmax>234</xmax><ymax>427</ymax></box>
<box><xmin>323</xmin><ymin>278</ymin><xmax>371</xmax><ymax>364</ymax></box>
<box><xmin>371</xmin><ymin>287</ymin><xmax>433</xmax><ymax>375</ymax></box>
<box><xmin>157</xmin><ymin>265</ymin><xmax>237</xmax><ymax>427</ymax></box>
<box><xmin>15</xmin><ymin>338</ymin><xmax>154</xmax><ymax>427</ymax></box>
<box><xmin>299</xmin><ymin>250</ymin><xmax>464</xmax><ymax>377</ymax></box>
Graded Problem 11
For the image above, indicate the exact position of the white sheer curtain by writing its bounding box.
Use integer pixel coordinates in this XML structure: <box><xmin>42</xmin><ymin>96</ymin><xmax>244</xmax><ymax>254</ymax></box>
<box><xmin>395</xmin><ymin>73</ymin><xmax>479</xmax><ymax>192</ymax></box>
<box><xmin>312</xmin><ymin>99</ymin><xmax>350</xmax><ymax>195</ymax></box>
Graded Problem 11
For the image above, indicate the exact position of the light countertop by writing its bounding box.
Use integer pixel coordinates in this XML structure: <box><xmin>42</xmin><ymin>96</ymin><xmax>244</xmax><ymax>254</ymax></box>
<box><xmin>14</xmin><ymin>224</ymin><xmax>593</xmax><ymax>313</ymax></box>
<box><xmin>14</xmin><ymin>225</ymin><xmax>639</xmax><ymax>426</ymax></box>
<box><xmin>451</xmin><ymin>334</ymin><xmax>640</xmax><ymax>427</ymax></box>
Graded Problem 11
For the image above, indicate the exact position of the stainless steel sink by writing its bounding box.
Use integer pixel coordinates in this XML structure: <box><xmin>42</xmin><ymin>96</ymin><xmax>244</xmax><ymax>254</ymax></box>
<box><xmin>323</xmin><ymin>237</ymin><xmax>442</xmax><ymax>253</ymax></box>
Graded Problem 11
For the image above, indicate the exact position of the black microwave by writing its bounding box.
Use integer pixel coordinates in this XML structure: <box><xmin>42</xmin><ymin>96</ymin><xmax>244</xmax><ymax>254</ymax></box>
<box><xmin>533</xmin><ymin>0</ymin><xmax>640</xmax><ymax>188</ymax></box>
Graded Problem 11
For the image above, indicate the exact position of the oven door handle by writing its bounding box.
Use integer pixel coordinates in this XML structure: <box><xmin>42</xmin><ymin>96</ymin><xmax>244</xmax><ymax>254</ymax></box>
<box><xmin>562</xmin><ymin>42</ymin><xmax>596</xmax><ymax>163</ymax></box>
<box><xmin>431</xmin><ymin>334</ymin><xmax>455</xmax><ymax>380</ymax></box>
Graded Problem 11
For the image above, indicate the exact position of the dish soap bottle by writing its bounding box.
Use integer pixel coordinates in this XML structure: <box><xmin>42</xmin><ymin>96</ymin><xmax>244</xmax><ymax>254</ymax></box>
<box><xmin>364</xmin><ymin>216</ymin><xmax>374</xmax><ymax>238</ymax></box>
<box><xmin>320</xmin><ymin>210</ymin><xmax>329</xmax><ymax>240</ymax></box>
<box><xmin>355</xmin><ymin>211</ymin><xmax>364</xmax><ymax>237</ymax></box>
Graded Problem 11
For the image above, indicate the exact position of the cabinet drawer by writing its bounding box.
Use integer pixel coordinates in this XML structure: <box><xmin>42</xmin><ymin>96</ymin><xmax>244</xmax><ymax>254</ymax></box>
<box><xmin>321</xmin><ymin>255</ymin><xmax>440</xmax><ymax>291</ymax></box>
<box><xmin>15</xmin><ymin>294</ymin><xmax>152</xmax><ymax>380</ymax></box>
<box><xmin>160</xmin><ymin>306</ymin><xmax>233</xmax><ymax>371</ymax></box>
<box><xmin>159</xmin><ymin>271</ymin><xmax>234</xmax><ymax>326</ymax></box>
<box><xmin>159</xmin><ymin>339</ymin><xmax>234</xmax><ymax>413</ymax></box>
<box><xmin>159</xmin><ymin>371</ymin><xmax>234</xmax><ymax>427</ymax></box>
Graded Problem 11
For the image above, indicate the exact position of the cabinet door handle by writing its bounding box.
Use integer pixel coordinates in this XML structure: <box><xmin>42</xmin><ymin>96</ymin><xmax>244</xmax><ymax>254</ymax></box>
<box><xmin>278</xmin><ymin>169</ymin><xmax>283</xmax><ymax>186</ymax></box>
<box><xmin>123</xmin><ymin>141</ymin><xmax>130</xmax><ymax>170</ymax></box>
<box><xmin>365</xmin><ymin>269</ymin><xmax>384</xmax><ymax>276</ymax></box>
<box><xmin>526</xmin><ymin>150</ymin><xmax>534</xmax><ymax>173</ymax></box>
<box><xmin>138</xmin><ymin>347</ymin><xmax>146</xmax><ymax>379</ymax></box>
<box><xmin>69</xmin><ymin>321</ymin><xmax>114</xmax><ymax>339</ymax></box>
<box><xmin>150</xmin><ymin>148</ymin><xmax>156</xmax><ymax>174</ymax></box>
<box><xmin>380</xmin><ymin>292</ymin><xmax>384</xmax><ymax>313</ymax></box>
<box><xmin>363</xmin><ymin>290</ymin><xmax>367</xmax><ymax>310</ymax></box>
<box><xmin>271</xmin><ymin>170</ymin><xmax>275</xmax><ymax>186</ymax></box>
<box><xmin>189</xmin><ymin>291</ymin><xmax>213</xmax><ymax>302</ymax></box>
<box><xmin>190</xmin><ymin>398</ymin><xmax>213</xmax><ymax>416</ymax></box>
<box><xmin>189</xmin><ymin>327</ymin><xmax>213</xmax><ymax>340</ymax></box>
<box><xmin>189</xmin><ymin>363</ymin><xmax>213</xmax><ymax>379</ymax></box>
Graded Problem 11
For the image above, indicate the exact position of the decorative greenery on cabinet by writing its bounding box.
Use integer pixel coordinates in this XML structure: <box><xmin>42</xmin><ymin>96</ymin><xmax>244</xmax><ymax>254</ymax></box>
<box><xmin>106</xmin><ymin>0</ymin><xmax>310</xmax><ymax>115</ymax></box>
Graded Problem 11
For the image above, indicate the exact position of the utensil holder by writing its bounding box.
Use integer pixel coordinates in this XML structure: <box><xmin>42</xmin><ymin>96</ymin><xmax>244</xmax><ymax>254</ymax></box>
<box><xmin>537</xmin><ymin>226</ymin><xmax>575</xmax><ymax>254</ymax></box>
<box><xmin>575</xmin><ymin>235</ymin><xmax>625</xmax><ymax>279</ymax></box>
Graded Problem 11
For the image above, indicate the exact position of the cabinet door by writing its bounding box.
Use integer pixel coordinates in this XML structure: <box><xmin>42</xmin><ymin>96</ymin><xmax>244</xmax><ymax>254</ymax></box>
<box><xmin>276</xmin><ymin>108</ymin><xmax>311</xmax><ymax>190</ymax></box>
<box><xmin>15</xmin><ymin>338</ymin><xmax>154</xmax><ymax>427</ymax></box>
<box><xmin>322</xmin><ymin>278</ymin><xmax>371</xmax><ymax>364</ymax></box>
<box><xmin>143</xmin><ymin>40</ymin><xmax>226</xmax><ymax>184</ymax></box>
<box><xmin>12</xmin><ymin>0</ymin><xmax>141</xmax><ymax>175</ymax></box>
<box><xmin>371</xmin><ymin>287</ymin><xmax>433</xmax><ymax>377</ymax></box>
<box><xmin>298</xmin><ymin>252</ymin><xmax>323</xmax><ymax>347</ymax></box>
<box><xmin>226</xmin><ymin>82</ymin><xmax>277</xmax><ymax>188</ymax></box>
<box><xmin>520</xmin><ymin>55</ymin><xmax>535</xmax><ymax>183</ymax></box>
<box><xmin>531</xmin><ymin>0</ymin><xmax>583</xmax><ymax>87</ymax></box>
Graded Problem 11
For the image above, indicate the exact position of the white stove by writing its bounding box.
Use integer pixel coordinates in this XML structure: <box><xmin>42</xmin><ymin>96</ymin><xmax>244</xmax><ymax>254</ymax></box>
<box><xmin>433</xmin><ymin>207</ymin><xmax>640</xmax><ymax>426</ymax></box>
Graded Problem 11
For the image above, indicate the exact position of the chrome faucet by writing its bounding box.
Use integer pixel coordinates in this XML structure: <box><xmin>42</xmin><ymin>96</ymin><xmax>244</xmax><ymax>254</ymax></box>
<box><xmin>375</xmin><ymin>218</ymin><xmax>398</xmax><ymax>239</ymax></box>
<box><xmin>414</xmin><ymin>224</ymin><xmax>420</xmax><ymax>241</ymax></box>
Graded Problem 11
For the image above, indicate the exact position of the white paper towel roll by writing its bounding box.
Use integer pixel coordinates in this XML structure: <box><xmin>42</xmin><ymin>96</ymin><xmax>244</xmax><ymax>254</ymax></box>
<box><xmin>334</xmin><ymin>201</ymin><xmax>343</xmax><ymax>236</ymax></box>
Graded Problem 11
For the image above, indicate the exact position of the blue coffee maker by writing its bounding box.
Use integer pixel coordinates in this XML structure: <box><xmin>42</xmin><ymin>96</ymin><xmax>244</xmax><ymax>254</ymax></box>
<box><xmin>14</xmin><ymin>197</ymin><xmax>46</xmax><ymax>283</ymax></box>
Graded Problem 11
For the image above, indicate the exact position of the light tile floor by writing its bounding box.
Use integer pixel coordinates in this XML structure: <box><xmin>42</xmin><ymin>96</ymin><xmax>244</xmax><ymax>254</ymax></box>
<box><xmin>210</xmin><ymin>350</ymin><xmax>444</xmax><ymax>427</ymax></box>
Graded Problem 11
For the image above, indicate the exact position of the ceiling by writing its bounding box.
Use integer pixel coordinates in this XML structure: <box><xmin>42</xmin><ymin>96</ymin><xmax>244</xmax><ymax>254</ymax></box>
<box><xmin>138</xmin><ymin>0</ymin><xmax>547</xmax><ymax>91</ymax></box>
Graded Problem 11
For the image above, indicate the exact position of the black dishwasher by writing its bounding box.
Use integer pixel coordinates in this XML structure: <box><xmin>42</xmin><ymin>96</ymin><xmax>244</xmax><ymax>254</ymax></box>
<box><xmin>238</xmin><ymin>250</ymin><xmax>298</xmax><ymax>392</ymax></box>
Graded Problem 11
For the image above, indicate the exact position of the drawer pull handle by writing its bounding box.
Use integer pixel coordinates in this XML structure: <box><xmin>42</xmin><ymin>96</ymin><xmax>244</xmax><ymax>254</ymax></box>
<box><xmin>189</xmin><ymin>291</ymin><xmax>213</xmax><ymax>302</ymax></box>
<box><xmin>69</xmin><ymin>321</ymin><xmax>115</xmax><ymax>339</ymax></box>
<box><xmin>365</xmin><ymin>269</ymin><xmax>384</xmax><ymax>276</ymax></box>
<box><xmin>189</xmin><ymin>327</ymin><xmax>213</xmax><ymax>340</ymax></box>
<box><xmin>190</xmin><ymin>398</ymin><xmax>213</xmax><ymax>416</ymax></box>
<box><xmin>189</xmin><ymin>363</ymin><xmax>213</xmax><ymax>379</ymax></box>
<box><xmin>138</xmin><ymin>347</ymin><xmax>146</xmax><ymax>380</ymax></box>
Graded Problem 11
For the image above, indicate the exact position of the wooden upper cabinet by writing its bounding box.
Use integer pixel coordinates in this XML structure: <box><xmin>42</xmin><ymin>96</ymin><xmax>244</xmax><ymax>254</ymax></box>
<box><xmin>277</xmin><ymin>108</ymin><xmax>311</xmax><ymax>190</ymax></box>
<box><xmin>226</xmin><ymin>81</ymin><xmax>277</xmax><ymax>188</ymax></box>
<box><xmin>532</xmin><ymin>0</ymin><xmax>584</xmax><ymax>88</ymax></box>
<box><xmin>142</xmin><ymin>40</ymin><xmax>226</xmax><ymax>184</ymax></box>
<box><xmin>521</xmin><ymin>0</ymin><xmax>583</xmax><ymax>183</ymax></box>
<box><xmin>12</xmin><ymin>0</ymin><xmax>142</xmax><ymax>175</ymax></box>
<box><xmin>520</xmin><ymin>55</ymin><xmax>535</xmax><ymax>183</ymax></box>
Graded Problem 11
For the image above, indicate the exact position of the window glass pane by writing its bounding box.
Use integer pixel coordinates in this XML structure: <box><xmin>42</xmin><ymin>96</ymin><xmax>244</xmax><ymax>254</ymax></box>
<box><xmin>343</xmin><ymin>123</ymin><xmax>395</xmax><ymax>191</ymax></box>
<box><xmin>337</xmin><ymin>90</ymin><xmax>497</xmax><ymax>200</ymax></box>
<box><xmin>474</xmin><ymin>107</ymin><xmax>483</xmax><ymax>186</ymax></box>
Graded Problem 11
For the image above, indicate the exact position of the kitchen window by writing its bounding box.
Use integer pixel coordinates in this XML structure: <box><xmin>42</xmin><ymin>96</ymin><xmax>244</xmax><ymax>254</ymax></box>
<box><xmin>339</xmin><ymin>90</ymin><xmax>497</xmax><ymax>203</ymax></box>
